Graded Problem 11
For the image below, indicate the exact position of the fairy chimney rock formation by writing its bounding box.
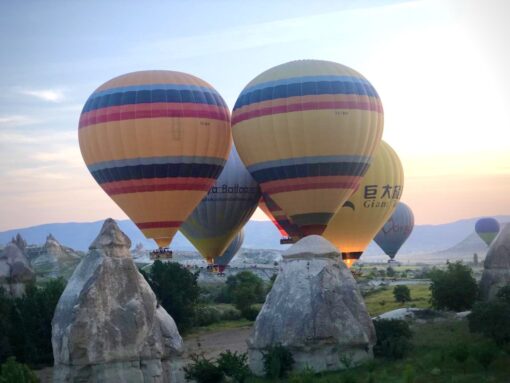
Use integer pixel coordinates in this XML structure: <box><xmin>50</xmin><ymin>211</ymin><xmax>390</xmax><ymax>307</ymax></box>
<box><xmin>247</xmin><ymin>235</ymin><xmax>376</xmax><ymax>375</ymax></box>
<box><xmin>52</xmin><ymin>218</ymin><xmax>183</xmax><ymax>382</ymax></box>
<box><xmin>480</xmin><ymin>223</ymin><xmax>510</xmax><ymax>301</ymax></box>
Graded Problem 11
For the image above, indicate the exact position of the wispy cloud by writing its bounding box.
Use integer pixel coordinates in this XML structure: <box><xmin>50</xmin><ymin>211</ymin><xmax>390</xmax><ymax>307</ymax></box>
<box><xmin>0</xmin><ymin>115</ymin><xmax>39</xmax><ymax>127</ymax></box>
<box><xmin>31</xmin><ymin>147</ymin><xmax>82</xmax><ymax>167</ymax></box>
<box><xmin>19</xmin><ymin>88</ymin><xmax>65</xmax><ymax>102</ymax></box>
<box><xmin>0</xmin><ymin>129</ymin><xmax>75</xmax><ymax>144</ymax></box>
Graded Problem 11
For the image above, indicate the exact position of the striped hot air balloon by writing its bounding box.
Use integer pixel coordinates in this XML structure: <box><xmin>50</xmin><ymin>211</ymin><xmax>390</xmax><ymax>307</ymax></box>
<box><xmin>232</xmin><ymin>60</ymin><xmax>383</xmax><ymax>236</ymax></box>
<box><xmin>215</xmin><ymin>229</ymin><xmax>244</xmax><ymax>267</ymax></box>
<box><xmin>475</xmin><ymin>217</ymin><xmax>500</xmax><ymax>246</ymax></box>
<box><xmin>259</xmin><ymin>193</ymin><xmax>300</xmax><ymax>242</ymax></box>
<box><xmin>323</xmin><ymin>141</ymin><xmax>403</xmax><ymax>267</ymax></box>
<box><xmin>374</xmin><ymin>202</ymin><xmax>415</xmax><ymax>261</ymax></box>
<box><xmin>79</xmin><ymin>70</ymin><xmax>231</xmax><ymax>248</ymax></box>
<box><xmin>180</xmin><ymin>145</ymin><xmax>260</xmax><ymax>263</ymax></box>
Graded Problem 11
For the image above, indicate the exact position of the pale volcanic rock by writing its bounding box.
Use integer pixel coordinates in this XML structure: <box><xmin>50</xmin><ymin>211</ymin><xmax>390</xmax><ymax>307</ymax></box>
<box><xmin>0</xmin><ymin>241</ymin><xmax>35</xmax><ymax>297</ymax></box>
<box><xmin>52</xmin><ymin>218</ymin><xmax>183</xmax><ymax>383</ymax></box>
<box><xmin>247</xmin><ymin>235</ymin><xmax>376</xmax><ymax>375</ymax></box>
<box><xmin>480</xmin><ymin>224</ymin><xmax>510</xmax><ymax>301</ymax></box>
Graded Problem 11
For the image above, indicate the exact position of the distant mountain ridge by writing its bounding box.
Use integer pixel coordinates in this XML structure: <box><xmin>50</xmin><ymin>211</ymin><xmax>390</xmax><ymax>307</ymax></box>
<box><xmin>1</xmin><ymin>216</ymin><xmax>509</xmax><ymax>257</ymax></box>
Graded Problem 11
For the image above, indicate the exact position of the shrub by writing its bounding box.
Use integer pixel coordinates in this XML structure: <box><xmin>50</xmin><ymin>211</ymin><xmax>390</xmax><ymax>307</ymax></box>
<box><xmin>288</xmin><ymin>366</ymin><xmax>315</xmax><ymax>383</ymax></box>
<box><xmin>194</xmin><ymin>306</ymin><xmax>222</xmax><ymax>327</ymax></box>
<box><xmin>241</xmin><ymin>305</ymin><xmax>260</xmax><ymax>321</ymax></box>
<box><xmin>496</xmin><ymin>284</ymin><xmax>510</xmax><ymax>304</ymax></box>
<box><xmin>262</xmin><ymin>343</ymin><xmax>295</xmax><ymax>379</ymax></box>
<box><xmin>217</xmin><ymin>350</ymin><xmax>250</xmax><ymax>383</ymax></box>
<box><xmin>0</xmin><ymin>357</ymin><xmax>38</xmax><ymax>383</ymax></box>
<box><xmin>402</xmin><ymin>364</ymin><xmax>415</xmax><ymax>383</ymax></box>
<box><xmin>472</xmin><ymin>341</ymin><xmax>499</xmax><ymax>372</ymax></box>
<box><xmin>373</xmin><ymin>319</ymin><xmax>413</xmax><ymax>359</ymax></box>
<box><xmin>468</xmin><ymin>297</ymin><xmax>510</xmax><ymax>346</ymax></box>
<box><xmin>449</xmin><ymin>343</ymin><xmax>470</xmax><ymax>371</ymax></box>
<box><xmin>393</xmin><ymin>285</ymin><xmax>411</xmax><ymax>303</ymax></box>
<box><xmin>226</xmin><ymin>272</ymin><xmax>265</xmax><ymax>313</ymax></box>
<box><xmin>429</xmin><ymin>262</ymin><xmax>478</xmax><ymax>311</ymax></box>
<box><xmin>183</xmin><ymin>354</ymin><xmax>224</xmax><ymax>383</ymax></box>
<box><xmin>142</xmin><ymin>261</ymin><xmax>200</xmax><ymax>332</ymax></box>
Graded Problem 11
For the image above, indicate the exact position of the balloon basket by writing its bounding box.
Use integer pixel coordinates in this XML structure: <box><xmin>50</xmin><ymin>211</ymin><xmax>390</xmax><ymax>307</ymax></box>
<box><xmin>280</xmin><ymin>237</ymin><xmax>295</xmax><ymax>245</ymax></box>
<box><xmin>206</xmin><ymin>264</ymin><xmax>228</xmax><ymax>275</ymax></box>
<box><xmin>150</xmin><ymin>248</ymin><xmax>173</xmax><ymax>260</ymax></box>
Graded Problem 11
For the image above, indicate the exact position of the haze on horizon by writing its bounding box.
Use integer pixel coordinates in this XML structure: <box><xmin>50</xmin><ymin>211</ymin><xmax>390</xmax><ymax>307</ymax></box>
<box><xmin>1</xmin><ymin>0</ymin><xmax>509</xmax><ymax>232</ymax></box>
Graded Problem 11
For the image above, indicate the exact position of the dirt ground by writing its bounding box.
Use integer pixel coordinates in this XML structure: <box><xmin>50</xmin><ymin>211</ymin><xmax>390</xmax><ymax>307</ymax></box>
<box><xmin>34</xmin><ymin>325</ymin><xmax>252</xmax><ymax>382</ymax></box>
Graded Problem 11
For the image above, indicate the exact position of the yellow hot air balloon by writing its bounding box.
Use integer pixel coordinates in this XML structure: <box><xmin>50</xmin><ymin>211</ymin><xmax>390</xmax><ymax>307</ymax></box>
<box><xmin>232</xmin><ymin>60</ymin><xmax>383</xmax><ymax>236</ymax></box>
<box><xmin>323</xmin><ymin>141</ymin><xmax>404</xmax><ymax>267</ymax></box>
<box><xmin>79</xmin><ymin>71</ymin><xmax>231</xmax><ymax>248</ymax></box>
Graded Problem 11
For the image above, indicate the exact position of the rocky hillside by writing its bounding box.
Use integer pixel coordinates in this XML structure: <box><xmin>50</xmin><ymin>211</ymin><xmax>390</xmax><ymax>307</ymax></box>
<box><xmin>26</xmin><ymin>234</ymin><xmax>84</xmax><ymax>281</ymax></box>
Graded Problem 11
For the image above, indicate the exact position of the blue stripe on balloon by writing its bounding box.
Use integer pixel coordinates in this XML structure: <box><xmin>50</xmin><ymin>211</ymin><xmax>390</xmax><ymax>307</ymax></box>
<box><xmin>250</xmin><ymin>162</ymin><xmax>371</xmax><ymax>183</ymax></box>
<box><xmin>247</xmin><ymin>155</ymin><xmax>372</xmax><ymax>173</ymax></box>
<box><xmin>234</xmin><ymin>77</ymin><xmax>379</xmax><ymax>110</ymax></box>
<box><xmin>88</xmin><ymin>156</ymin><xmax>226</xmax><ymax>172</ymax></box>
<box><xmin>90</xmin><ymin>163</ymin><xmax>224</xmax><ymax>184</ymax></box>
<box><xmin>83</xmin><ymin>88</ymin><xmax>227</xmax><ymax>113</ymax></box>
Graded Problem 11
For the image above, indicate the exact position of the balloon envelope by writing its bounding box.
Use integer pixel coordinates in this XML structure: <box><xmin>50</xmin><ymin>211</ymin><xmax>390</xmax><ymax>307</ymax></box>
<box><xmin>214</xmin><ymin>229</ymin><xmax>244</xmax><ymax>267</ymax></box>
<box><xmin>180</xmin><ymin>145</ymin><xmax>260</xmax><ymax>263</ymax></box>
<box><xmin>79</xmin><ymin>71</ymin><xmax>231</xmax><ymax>248</ymax></box>
<box><xmin>475</xmin><ymin>218</ymin><xmax>500</xmax><ymax>246</ymax></box>
<box><xmin>232</xmin><ymin>60</ymin><xmax>383</xmax><ymax>236</ymax></box>
<box><xmin>258</xmin><ymin>193</ymin><xmax>300</xmax><ymax>240</ymax></box>
<box><xmin>323</xmin><ymin>141</ymin><xmax>403</xmax><ymax>267</ymax></box>
<box><xmin>374</xmin><ymin>202</ymin><xmax>414</xmax><ymax>260</ymax></box>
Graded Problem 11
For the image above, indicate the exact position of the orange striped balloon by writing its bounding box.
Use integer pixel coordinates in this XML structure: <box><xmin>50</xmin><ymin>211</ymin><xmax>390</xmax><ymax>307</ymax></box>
<box><xmin>232</xmin><ymin>60</ymin><xmax>384</xmax><ymax>236</ymax></box>
<box><xmin>79</xmin><ymin>71</ymin><xmax>231</xmax><ymax>247</ymax></box>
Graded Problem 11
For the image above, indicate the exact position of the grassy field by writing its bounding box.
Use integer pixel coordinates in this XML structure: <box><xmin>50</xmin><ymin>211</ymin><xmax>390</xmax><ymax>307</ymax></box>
<box><xmin>246</xmin><ymin>320</ymin><xmax>510</xmax><ymax>382</ymax></box>
<box><xmin>188</xmin><ymin>318</ymin><xmax>253</xmax><ymax>334</ymax></box>
<box><xmin>364</xmin><ymin>284</ymin><xmax>432</xmax><ymax>317</ymax></box>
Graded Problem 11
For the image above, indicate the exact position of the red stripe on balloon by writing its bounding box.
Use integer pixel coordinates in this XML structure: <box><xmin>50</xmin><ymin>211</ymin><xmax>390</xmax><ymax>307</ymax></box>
<box><xmin>79</xmin><ymin>103</ymin><xmax>230</xmax><ymax>128</ymax></box>
<box><xmin>101</xmin><ymin>177</ymin><xmax>214</xmax><ymax>195</ymax></box>
<box><xmin>232</xmin><ymin>100</ymin><xmax>382</xmax><ymax>124</ymax></box>
<box><xmin>137</xmin><ymin>221</ymin><xmax>182</xmax><ymax>229</ymax></box>
<box><xmin>261</xmin><ymin>176</ymin><xmax>360</xmax><ymax>194</ymax></box>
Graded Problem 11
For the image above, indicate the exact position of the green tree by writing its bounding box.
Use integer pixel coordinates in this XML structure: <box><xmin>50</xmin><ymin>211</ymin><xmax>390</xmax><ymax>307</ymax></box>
<box><xmin>0</xmin><ymin>357</ymin><xmax>38</xmax><ymax>383</ymax></box>
<box><xmin>142</xmin><ymin>261</ymin><xmax>200</xmax><ymax>332</ymax></box>
<box><xmin>9</xmin><ymin>278</ymin><xmax>66</xmax><ymax>366</ymax></box>
<box><xmin>373</xmin><ymin>319</ymin><xmax>413</xmax><ymax>359</ymax></box>
<box><xmin>393</xmin><ymin>285</ymin><xmax>411</xmax><ymax>303</ymax></box>
<box><xmin>468</xmin><ymin>284</ymin><xmax>510</xmax><ymax>346</ymax></box>
<box><xmin>0</xmin><ymin>289</ymin><xmax>13</xmax><ymax>364</ymax></box>
<box><xmin>225</xmin><ymin>271</ymin><xmax>265</xmax><ymax>315</ymax></box>
<box><xmin>429</xmin><ymin>262</ymin><xmax>478</xmax><ymax>311</ymax></box>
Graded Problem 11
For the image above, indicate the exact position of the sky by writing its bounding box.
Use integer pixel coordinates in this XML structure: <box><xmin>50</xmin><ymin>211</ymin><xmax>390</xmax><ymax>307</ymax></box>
<box><xmin>0</xmin><ymin>0</ymin><xmax>509</xmax><ymax>231</ymax></box>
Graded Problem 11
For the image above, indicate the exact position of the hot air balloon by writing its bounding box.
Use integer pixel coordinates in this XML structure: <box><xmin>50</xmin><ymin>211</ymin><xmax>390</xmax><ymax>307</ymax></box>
<box><xmin>232</xmin><ymin>60</ymin><xmax>383</xmax><ymax>237</ymax></box>
<box><xmin>210</xmin><ymin>229</ymin><xmax>244</xmax><ymax>274</ymax></box>
<box><xmin>374</xmin><ymin>202</ymin><xmax>414</xmax><ymax>261</ymax></box>
<box><xmin>79</xmin><ymin>71</ymin><xmax>231</xmax><ymax>250</ymax></box>
<box><xmin>323</xmin><ymin>141</ymin><xmax>403</xmax><ymax>267</ymax></box>
<box><xmin>475</xmin><ymin>218</ymin><xmax>500</xmax><ymax>246</ymax></box>
<box><xmin>180</xmin><ymin>145</ymin><xmax>260</xmax><ymax>264</ymax></box>
<box><xmin>258</xmin><ymin>193</ymin><xmax>300</xmax><ymax>244</ymax></box>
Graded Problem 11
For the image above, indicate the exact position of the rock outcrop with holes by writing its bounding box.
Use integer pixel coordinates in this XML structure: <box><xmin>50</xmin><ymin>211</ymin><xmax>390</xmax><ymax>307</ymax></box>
<box><xmin>247</xmin><ymin>235</ymin><xmax>376</xmax><ymax>375</ymax></box>
<box><xmin>52</xmin><ymin>218</ymin><xmax>183</xmax><ymax>383</ymax></box>
<box><xmin>0</xmin><ymin>240</ymin><xmax>35</xmax><ymax>297</ymax></box>
<box><xmin>480</xmin><ymin>224</ymin><xmax>510</xmax><ymax>301</ymax></box>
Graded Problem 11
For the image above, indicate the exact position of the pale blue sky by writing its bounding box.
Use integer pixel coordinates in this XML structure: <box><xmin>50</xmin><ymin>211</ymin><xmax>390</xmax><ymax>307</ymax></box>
<box><xmin>1</xmin><ymin>0</ymin><xmax>509</xmax><ymax>230</ymax></box>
